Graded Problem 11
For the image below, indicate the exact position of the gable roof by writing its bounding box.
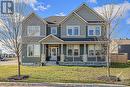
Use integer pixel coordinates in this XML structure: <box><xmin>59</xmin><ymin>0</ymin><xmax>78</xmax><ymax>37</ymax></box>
<box><xmin>39</xmin><ymin>34</ymin><xmax>64</xmax><ymax>43</ymax></box>
<box><xmin>44</xmin><ymin>16</ymin><xmax>66</xmax><ymax>24</ymax></box>
<box><xmin>60</xmin><ymin>12</ymin><xmax>88</xmax><ymax>24</ymax></box>
<box><xmin>60</xmin><ymin>3</ymin><xmax>105</xmax><ymax>24</ymax></box>
<box><xmin>22</xmin><ymin>12</ymin><xmax>47</xmax><ymax>24</ymax></box>
<box><xmin>75</xmin><ymin>3</ymin><xmax>105</xmax><ymax>21</ymax></box>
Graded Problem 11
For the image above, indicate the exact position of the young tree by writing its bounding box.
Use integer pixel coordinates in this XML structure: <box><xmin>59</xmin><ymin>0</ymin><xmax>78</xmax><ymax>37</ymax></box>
<box><xmin>0</xmin><ymin>0</ymin><xmax>30</xmax><ymax>78</ymax></box>
<box><xmin>95</xmin><ymin>0</ymin><xmax>126</xmax><ymax>77</ymax></box>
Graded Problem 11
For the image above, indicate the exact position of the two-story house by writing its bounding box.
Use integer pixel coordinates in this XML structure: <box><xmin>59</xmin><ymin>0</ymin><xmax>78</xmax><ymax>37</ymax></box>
<box><xmin>21</xmin><ymin>3</ymin><xmax>108</xmax><ymax>66</ymax></box>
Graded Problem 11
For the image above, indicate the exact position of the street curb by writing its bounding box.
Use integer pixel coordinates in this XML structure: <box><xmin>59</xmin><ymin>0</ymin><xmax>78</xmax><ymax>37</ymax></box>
<box><xmin>0</xmin><ymin>82</ymin><xmax>128</xmax><ymax>87</ymax></box>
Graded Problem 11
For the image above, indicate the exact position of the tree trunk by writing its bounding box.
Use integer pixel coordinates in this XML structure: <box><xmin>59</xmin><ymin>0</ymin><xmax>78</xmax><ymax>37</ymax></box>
<box><xmin>107</xmin><ymin>44</ymin><xmax>110</xmax><ymax>77</ymax></box>
<box><xmin>17</xmin><ymin>53</ymin><xmax>21</xmax><ymax>78</ymax></box>
<box><xmin>107</xmin><ymin>23</ymin><xmax>111</xmax><ymax>77</ymax></box>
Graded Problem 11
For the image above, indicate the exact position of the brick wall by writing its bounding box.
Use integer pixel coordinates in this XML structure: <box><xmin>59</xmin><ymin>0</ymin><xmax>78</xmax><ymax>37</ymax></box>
<box><xmin>110</xmin><ymin>53</ymin><xmax>128</xmax><ymax>63</ymax></box>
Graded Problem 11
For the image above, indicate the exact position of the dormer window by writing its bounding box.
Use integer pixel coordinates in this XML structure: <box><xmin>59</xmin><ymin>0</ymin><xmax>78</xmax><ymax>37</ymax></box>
<box><xmin>88</xmin><ymin>25</ymin><xmax>101</xmax><ymax>36</ymax></box>
<box><xmin>27</xmin><ymin>26</ymin><xmax>40</xmax><ymax>36</ymax></box>
<box><xmin>51</xmin><ymin>27</ymin><xmax>57</xmax><ymax>35</ymax></box>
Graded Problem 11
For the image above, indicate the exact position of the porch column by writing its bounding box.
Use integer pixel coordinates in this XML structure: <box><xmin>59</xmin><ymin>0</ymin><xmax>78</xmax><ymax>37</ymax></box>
<box><xmin>41</xmin><ymin>44</ymin><xmax>46</xmax><ymax>64</ymax></box>
<box><xmin>83</xmin><ymin>44</ymin><xmax>87</xmax><ymax>62</ymax></box>
<box><xmin>60</xmin><ymin>44</ymin><xmax>64</xmax><ymax>62</ymax></box>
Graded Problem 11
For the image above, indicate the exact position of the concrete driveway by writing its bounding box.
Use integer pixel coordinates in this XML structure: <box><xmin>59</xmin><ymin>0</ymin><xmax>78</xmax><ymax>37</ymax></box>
<box><xmin>0</xmin><ymin>82</ymin><xmax>127</xmax><ymax>87</ymax></box>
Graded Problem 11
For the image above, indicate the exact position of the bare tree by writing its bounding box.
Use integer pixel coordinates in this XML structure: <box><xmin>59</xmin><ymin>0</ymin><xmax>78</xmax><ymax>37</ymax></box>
<box><xmin>95</xmin><ymin>0</ymin><xmax>126</xmax><ymax>77</ymax></box>
<box><xmin>0</xmin><ymin>0</ymin><xmax>30</xmax><ymax>78</ymax></box>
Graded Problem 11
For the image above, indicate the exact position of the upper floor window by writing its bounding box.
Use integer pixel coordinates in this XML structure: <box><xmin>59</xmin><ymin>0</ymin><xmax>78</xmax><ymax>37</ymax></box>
<box><xmin>51</xmin><ymin>27</ymin><xmax>57</xmax><ymax>35</ymax></box>
<box><xmin>88</xmin><ymin>25</ymin><xmax>101</xmax><ymax>36</ymax></box>
<box><xmin>67</xmin><ymin>26</ymin><xmax>80</xmax><ymax>36</ymax></box>
<box><xmin>27</xmin><ymin>26</ymin><xmax>40</xmax><ymax>36</ymax></box>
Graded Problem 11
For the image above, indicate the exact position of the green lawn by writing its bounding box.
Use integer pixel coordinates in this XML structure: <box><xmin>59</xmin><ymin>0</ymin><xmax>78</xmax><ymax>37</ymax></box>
<box><xmin>0</xmin><ymin>63</ymin><xmax>130</xmax><ymax>85</ymax></box>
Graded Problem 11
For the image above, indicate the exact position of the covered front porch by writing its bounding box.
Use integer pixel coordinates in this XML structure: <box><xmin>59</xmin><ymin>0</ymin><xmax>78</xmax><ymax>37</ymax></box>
<box><xmin>39</xmin><ymin>34</ymin><xmax>107</xmax><ymax>66</ymax></box>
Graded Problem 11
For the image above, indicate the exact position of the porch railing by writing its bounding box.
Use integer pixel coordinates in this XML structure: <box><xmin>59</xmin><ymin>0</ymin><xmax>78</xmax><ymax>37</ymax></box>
<box><xmin>63</xmin><ymin>55</ymin><xmax>106</xmax><ymax>62</ymax></box>
<box><xmin>64</xmin><ymin>55</ymin><xmax>83</xmax><ymax>62</ymax></box>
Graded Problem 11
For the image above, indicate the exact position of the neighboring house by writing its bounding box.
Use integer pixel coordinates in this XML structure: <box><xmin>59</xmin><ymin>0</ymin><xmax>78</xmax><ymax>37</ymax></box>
<box><xmin>111</xmin><ymin>39</ymin><xmax>130</xmax><ymax>60</ymax></box>
<box><xmin>21</xmin><ymin>3</ymin><xmax>108</xmax><ymax>66</ymax></box>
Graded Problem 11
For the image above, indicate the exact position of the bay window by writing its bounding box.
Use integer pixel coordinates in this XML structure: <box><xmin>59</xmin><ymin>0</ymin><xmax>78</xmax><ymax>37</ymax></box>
<box><xmin>27</xmin><ymin>26</ymin><xmax>40</xmax><ymax>36</ymax></box>
<box><xmin>27</xmin><ymin>44</ymin><xmax>40</xmax><ymax>57</ymax></box>
<box><xmin>67</xmin><ymin>26</ymin><xmax>80</xmax><ymax>36</ymax></box>
<box><xmin>88</xmin><ymin>25</ymin><xmax>101</xmax><ymax>36</ymax></box>
<box><xmin>67</xmin><ymin>45</ymin><xmax>80</xmax><ymax>56</ymax></box>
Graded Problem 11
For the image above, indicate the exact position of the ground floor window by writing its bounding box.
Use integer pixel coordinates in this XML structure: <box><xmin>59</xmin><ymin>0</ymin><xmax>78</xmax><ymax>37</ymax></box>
<box><xmin>67</xmin><ymin>45</ymin><xmax>80</xmax><ymax>56</ymax></box>
<box><xmin>27</xmin><ymin>44</ymin><xmax>40</xmax><ymax>57</ymax></box>
<box><xmin>88</xmin><ymin>44</ymin><xmax>101</xmax><ymax>57</ymax></box>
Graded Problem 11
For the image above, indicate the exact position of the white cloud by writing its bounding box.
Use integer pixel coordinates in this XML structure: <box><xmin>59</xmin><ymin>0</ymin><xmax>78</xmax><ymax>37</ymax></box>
<box><xmin>127</xmin><ymin>18</ymin><xmax>130</xmax><ymax>24</ymax></box>
<box><xmin>94</xmin><ymin>2</ymin><xmax>130</xmax><ymax>19</ymax></box>
<box><xmin>88</xmin><ymin>0</ymin><xmax>97</xmax><ymax>3</ymax></box>
<box><xmin>30</xmin><ymin>2</ymin><xmax>51</xmax><ymax>11</ymax></box>
<box><xmin>56</xmin><ymin>12</ymin><xmax>66</xmax><ymax>16</ymax></box>
<box><xmin>23</xmin><ymin>0</ymin><xmax>37</xmax><ymax>4</ymax></box>
<box><xmin>23</xmin><ymin>0</ymin><xmax>51</xmax><ymax>11</ymax></box>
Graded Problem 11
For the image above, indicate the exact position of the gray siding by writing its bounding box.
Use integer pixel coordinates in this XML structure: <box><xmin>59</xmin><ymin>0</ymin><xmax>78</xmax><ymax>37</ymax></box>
<box><xmin>22</xmin><ymin>14</ymin><xmax>46</xmax><ymax>43</ymax></box>
<box><xmin>21</xmin><ymin>44</ymin><xmax>41</xmax><ymax>64</ymax></box>
<box><xmin>61</xmin><ymin>14</ymin><xmax>86</xmax><ymax>38</ymax></box>
<box><xmin>47</xmin><ymin>24</ymin><xmax>60</xmax><ymax>37</ymax></box>
<box><xmin>76</xmin><ymin>5</ymin><xmax>103</xmax><ymax>21</ymax></box>
<box><xmin>63</xmin><ymin>45</ymin><xmax>66</xmax><ymax>55</ymax></box>
<box><xmin>80</xmin><ymin>44</ymin><xmax>84</xmax><ymax>55</ymax></box>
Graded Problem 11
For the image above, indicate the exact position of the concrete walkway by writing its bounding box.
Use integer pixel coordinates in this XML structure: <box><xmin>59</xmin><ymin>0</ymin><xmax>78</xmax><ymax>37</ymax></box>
<box><xmin>0</xmin><ymin>82</ymin><xmax>128</xmax><ymax>87</ymax></box>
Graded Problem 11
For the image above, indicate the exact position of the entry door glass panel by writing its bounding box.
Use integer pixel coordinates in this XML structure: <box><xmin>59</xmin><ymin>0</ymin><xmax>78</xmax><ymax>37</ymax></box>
<box><xmin>50</xmin><ymin>47</ymin><xmax>57</xmax><ymax>61</ymax></box>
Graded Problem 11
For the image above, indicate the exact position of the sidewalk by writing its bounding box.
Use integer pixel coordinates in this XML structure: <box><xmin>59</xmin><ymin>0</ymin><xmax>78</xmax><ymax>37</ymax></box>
<box><xmin>0</xmin><ymin>82</ymin><xmax>127</xmax><ymax>87</ymax></box>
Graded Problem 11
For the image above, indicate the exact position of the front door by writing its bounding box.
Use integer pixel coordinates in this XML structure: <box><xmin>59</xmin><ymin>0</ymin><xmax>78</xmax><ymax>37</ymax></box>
<box><xmin>50</xmin><ymin>47</ymin><xmax>57</xmax><ymax>61</ymax></box>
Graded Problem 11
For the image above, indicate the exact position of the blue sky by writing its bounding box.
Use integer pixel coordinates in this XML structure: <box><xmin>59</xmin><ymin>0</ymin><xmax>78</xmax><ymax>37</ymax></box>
<box><xmin>1</xmin><ymin>0</ymin><xmax>130</xmax><ymax>53</ymax></box>
<box><xmin>25</xmin><ymin>0</ymin><xmax>130</xmax><ymax>39</ymax></box>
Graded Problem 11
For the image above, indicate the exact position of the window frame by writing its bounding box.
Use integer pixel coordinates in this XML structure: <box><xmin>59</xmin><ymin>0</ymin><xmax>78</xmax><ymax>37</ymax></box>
<box><xmin>88</xmin><ymin>25</ymin><xmax>101</xmax><ymax>36</ymax></box>
<box><xmin>67</xmin><ymin>45</ymin><xmax>80</xmax><ymax>57</ymax></box>
<box><xmin>88</xmin><ymin>44</ymin><xmax>101</xmax><ymax>57</ymax></box>
<box><xmin>51</xmin><ymin>27</ymin><xmax>57</xmax><ymax>35</ymax></box>
<box><xmin>88</xmin><ymin>45</ymin><xmax>95</xmax><ymax>57</ymax></box>
<box><xmin>67</xmin><ymin>26</ymin><xmax>80</xmax><ymax>36</ymax></box>
<box><xmin>27</xmin><ymin>44</ymin><xmax>40</xmax><ymax>57</ymax></box>
<box><xmin>27</xmin><ymin>26</ymin><xmax>40</xmax><ymax>36</ymax></box>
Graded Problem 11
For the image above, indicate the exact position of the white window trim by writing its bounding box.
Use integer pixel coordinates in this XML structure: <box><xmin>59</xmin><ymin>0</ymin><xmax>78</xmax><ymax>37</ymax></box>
<box><xmin>51</xmin><ymin>27</ymin><xmax>57</xmax><ymax>35</ymax></box>
<box><xmin>66</xmin><ymin>45</ymin><xmax>80</xmax><ymax>57</ymax></box>
<box><xmin>88</xmin><ymin>44</ymin><xmax>101</xmax><ymax>57</ymax></box>
<box><xmin>27</xmin><ymin>44</ymin><xmax>33</xmax><ymax>57</ymax></box>
<box><xmin>88</xmin><ymin>25</ymin><xmax>101</xmax><ymax>36</ymax></box>
<box><xmin>67</xmin><ymin>26</ymin><xmax>80</xmax><ymax>36</ymax></box>
<box><xmin>27</xmin><ymin>26</ymin><xmax>40</xmax><ymax>36</ymax></box>
<box><xmin>27</xmin><ymin>44</ymin><xmax>40</xmax><ymax>57</ymax></box>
